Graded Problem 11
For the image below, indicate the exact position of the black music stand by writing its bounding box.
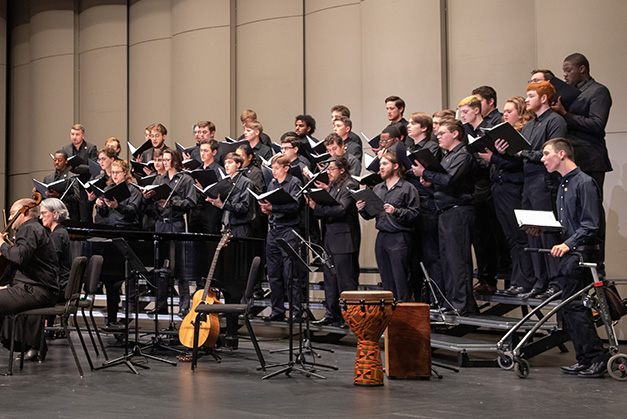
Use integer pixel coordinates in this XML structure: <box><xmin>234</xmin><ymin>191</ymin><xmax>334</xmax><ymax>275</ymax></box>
<box><xmin>262</xmin><ymin>238</ymin><xmax>326</xmax><ymax>380</ymax></box>
<box><xmin>96</xmin><ymin>238</ymin><xmax>175</xmax><ymax>373</ymax></box>
<box><xmin>141</xmin><ymin>235</ymin><xmax>183</xmax><ymax>357</ymax></box>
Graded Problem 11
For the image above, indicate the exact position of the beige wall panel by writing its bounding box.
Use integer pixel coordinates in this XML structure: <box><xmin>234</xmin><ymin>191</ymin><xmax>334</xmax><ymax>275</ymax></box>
<box><xmin>29</xmin><ymin>10</ymin><xmax>74</xmax><ymax>59</ymax></box>
<box><xmin>170</xmin><ymin>0</ymin><xmax>231</xmax><ymax>142</ymax></box>
<box><xmin>29</xmin><ymin>55</ymin><xmax>75</xmax><ymax>170</ymax></box>
<box><xmin>304</xmin><ymin>1</ymin><xmax>361</xmax><ymax>135</ymax></box>
<box><xmin>237</xmin><ymin>0</ymin><xmax>302</xmax><ymax>25</ymax></box>
<box><xmin>170</xmin><ymin>28</ymin><xmax>231</xmax><ymax>142</ymax></box>
<box><xmin>8</xmin><ymin>37</ymin><xmax>30</xmax><ymax>182</ymax></box>
<box><xmin>171</xmin><ymin>0</ymin><xmax>230</xmax><ymax>33</ymax></box>
<box><xmin>360</xmin><ymin>0</ymin><xmax>443</xmax><ymax>138</ymax></box>
<box><xmin>128</xmin><ymin>0</ymin><xmax>172</xmax><ymax>145</ymax></box>
<box><xmin>8</xmin><ymin>174</ymin><xmax>35</xmax><ymax>204</ymax></box>
<box><xmin>128</xmin><ymin>38</ymin><xmax>172</xmax><ymax>144</ymax></box>
<box><xmin>447</xmin><ymin>0</ymin><xmax>536</xmax><ymax>108</ymax></box>
<box><xmin>11</xmin><ymin>23</ymin><xmax>29</xmax><ymax>67</ymax></box>
<box><xmin>79</xmin><ymin>4</ymin><xmax>127</xmax><ymax>52</ymax></box>
<box><xmin>237</xmin><ymin>11</ymin><xmax>303</xmax><ymax>141</ymax></box>
<box><xmin>129</xmin><ymin>0</ymin><xmax>171</xmax><ymax>45</ymax></box>
<box><xmin>306</xmin><ymin>0</ymin><xmax>358</xmax><ymax>14</ymax></box>
<box><xmin>606</xmin><ymin>133</ymin><xmax>627</xmax><ymax>278</ymax></box>
<box><xmin>534</xmin><ymin>0</ymin><xmax>627</xmax><ymax>135</ymax></box>
<box><xmin>79</xmin><ymin>46</ymin><xmax>128</xmax><ymax>148</ymax></box>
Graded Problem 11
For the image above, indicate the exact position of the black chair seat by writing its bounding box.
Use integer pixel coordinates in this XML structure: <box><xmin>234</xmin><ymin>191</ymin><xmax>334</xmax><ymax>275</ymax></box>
<box><xmin>17</xmin><ymin>305</ymin><xmax>77</xmax><ymax>317</ymax></box>
<box><xmin>196</xmin><ymin>304</ymin><xmax>247</xmax><ymax>314</ymax></box>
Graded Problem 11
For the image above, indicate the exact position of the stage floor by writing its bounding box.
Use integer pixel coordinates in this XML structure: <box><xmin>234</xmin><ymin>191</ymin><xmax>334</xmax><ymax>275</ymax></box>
<box><xmin>0</xmin><ymin>328</ymin><xmax>625</xmax><ymax>419</ymax></box>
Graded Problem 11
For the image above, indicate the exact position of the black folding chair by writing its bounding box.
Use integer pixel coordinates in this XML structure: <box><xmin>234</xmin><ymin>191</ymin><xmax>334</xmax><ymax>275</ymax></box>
<box><xmin>6</xmin><ymin>256</ymin><xmax>88</xmax><ymax>376</ymax></box>
<box><xmin>191</xmin><ymin>256</ymin><xmax>266</xmax><ymax>372</ymax></box>
<box><xmin>77</xmin><ymin>255</ymin><xmax>107</xmax><ymax>363</ymax></box>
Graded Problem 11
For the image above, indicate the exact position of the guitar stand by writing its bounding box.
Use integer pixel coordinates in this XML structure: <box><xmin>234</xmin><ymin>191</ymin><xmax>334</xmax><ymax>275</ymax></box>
<box><xmin>262</xmin><ymin>239</ymin><xmax>328</xmax><ymax>380</ymax></box>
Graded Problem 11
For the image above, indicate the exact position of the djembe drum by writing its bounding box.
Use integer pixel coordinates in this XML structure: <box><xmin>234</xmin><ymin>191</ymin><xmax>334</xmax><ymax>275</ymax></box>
<box><xmin>340</xmin><ymin>290</ymin><xmax>396</xmax><ymax>386</ymax></box>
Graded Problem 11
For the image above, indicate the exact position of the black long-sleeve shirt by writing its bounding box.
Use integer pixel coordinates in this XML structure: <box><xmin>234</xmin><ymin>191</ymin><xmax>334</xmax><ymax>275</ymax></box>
<box><xmin>62</xmin><ymin>140</ymin><xmax>98</xmax><ymax>181</ymax></box>
<box><xmin>222</xmin><ymin>174</ymin><xmax>256</xmax><ymax>227</ymax></box>
<box><xmin>50</xmin><ymin>225</ymin><xmax>71</xmax><ymax>293</ymax></box>
<box><xmin>154</xmin><ymin>171</ymin><xmax>197</xmax><ymax>222</ymax></box>
<box><xmin>556</xmin><ymin>167</ymin><xmax>603</xmax><ymax>250</ymax></box>
<box><xmin>422</xmin><ymin>143</ymin><xmax>475</xmax><ymax>211</ymax></box>
<box><xmin>565</xmin><ymin>78</ymin><xmax>613</xmax><ymax>172</ymax></box>
<box><xmin>519</xmin><ymin>109</ymin><xmax>567</xmax><ymax>174</ymax></box>
<box><xmin>95</xmin><ymin>183</ymin><xmax>142</xmax><ymax>228</ymax></box>
<box><xmin>360</xmin><ymin>178</ymin><xmax>419</xmax><ymax>233</ymax></box>
<box><xmin>267</xmin><ymin>174</ymin><xmax>303</xmax><ymax>227</ymax></box>
<box><xmin>0</xmin><ymin>218</ymin><xmax>58</xmax><ymax>292</ymax></box>
<box><xmin>405</xmin><ymin>137</ymin><xmax>442</xmax><ymax>211</ymax></box>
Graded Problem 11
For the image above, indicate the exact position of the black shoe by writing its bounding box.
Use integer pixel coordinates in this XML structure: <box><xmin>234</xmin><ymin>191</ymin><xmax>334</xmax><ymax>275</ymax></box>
<box><xmin>578</xmin><ymin>361</ymin><xmax>607</xmax><ymax>378</ymax></box>
<box><xmin>561</xmin><ymin>362</ymin><xmax>591</xmax><ymax>375</ymax></box>
<box><xmin>312</xmin><ymin>317</ymin><xmax>334</xmax><ymax>326</ymax></box>
<box><xmin>499</xmin><ymin>286</ymin><xmax>527</xmax><ymax>297</ymax></box>
<box><xmin>536</xmin><ymin>287</ymin><xmax>559</xmax><ymax>299</ymax></box>
<box><xmin>263</xmin><ymin>314</ymin><xmax>285</xmax><ymax>322</ymax></box>
<box><xmin>517</xmin><ymin>288</ymin><xmax>543</xmax><ymax>299</ymax></box>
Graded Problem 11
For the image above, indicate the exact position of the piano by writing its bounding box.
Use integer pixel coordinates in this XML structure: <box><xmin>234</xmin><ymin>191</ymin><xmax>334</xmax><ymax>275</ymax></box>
<box><xmin>67</xmin><ymin>226</ymin><xmax>266</xmax><ymax>307</ymax></box>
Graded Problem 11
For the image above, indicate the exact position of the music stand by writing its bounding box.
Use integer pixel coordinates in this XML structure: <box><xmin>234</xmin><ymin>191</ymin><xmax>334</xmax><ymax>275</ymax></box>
<box><xmin>262</xmin><ymin>238</ymin><xmax>326</xmax><ymax>380</ymax></box>
<box><xmin>96</xmin><ymin>238</ymin><xmax>175</xmax><ymax>374</ymax></box>
<box><xmin>141</xmin><ymin>235</ymin><xmax>184</xmax><ymax>357</ymax></box>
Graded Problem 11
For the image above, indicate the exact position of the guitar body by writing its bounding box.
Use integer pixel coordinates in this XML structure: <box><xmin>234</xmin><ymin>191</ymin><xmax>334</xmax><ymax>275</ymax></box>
<box><xmin>178</xmin><ymin>232</ymin><xmax>231</xmax><ymax>350</ymax></box>
<box><xmin>179</xmin><ymin>289</ymin><xmax>222</xmax><ymax>349</ymax></box>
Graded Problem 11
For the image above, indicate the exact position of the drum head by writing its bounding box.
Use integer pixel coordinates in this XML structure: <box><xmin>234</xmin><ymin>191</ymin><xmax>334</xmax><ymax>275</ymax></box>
<box><xmin>340</xmin><ymin>290</ymin><xmax>394</xmax><ymax>303</ymax></box>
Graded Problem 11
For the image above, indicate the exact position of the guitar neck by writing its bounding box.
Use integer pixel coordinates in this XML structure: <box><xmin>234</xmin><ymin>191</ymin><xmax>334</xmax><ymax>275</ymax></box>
<box><xmin>200</xmin><ymin>233</ymin><xmax>231</xmax><ymax>301</ymax></box>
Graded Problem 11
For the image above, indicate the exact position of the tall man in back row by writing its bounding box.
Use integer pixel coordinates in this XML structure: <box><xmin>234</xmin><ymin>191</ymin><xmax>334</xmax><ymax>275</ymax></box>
<box><xmin>551</xmin><ymin>53</ymin><xmax>612</xmax><ymax>193</ymax></box>
<box><xmin>540</xmin><ymin>138</ymin><xmax>608</xmax><ymax>378</ymax></box>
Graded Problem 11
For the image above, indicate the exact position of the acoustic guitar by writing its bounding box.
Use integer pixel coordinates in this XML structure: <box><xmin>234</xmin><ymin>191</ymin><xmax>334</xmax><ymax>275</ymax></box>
<box><xmin>178</xmin><ymin>232</ymin><xmax>231</xmax><ymax>349</ymax></box>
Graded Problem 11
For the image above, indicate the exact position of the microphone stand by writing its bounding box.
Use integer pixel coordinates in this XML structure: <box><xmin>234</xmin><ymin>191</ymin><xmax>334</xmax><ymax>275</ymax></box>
<box><xmin>60</xmin><ymin>176</ymin><xmax>78</xmax><ymax>201</ymax></box>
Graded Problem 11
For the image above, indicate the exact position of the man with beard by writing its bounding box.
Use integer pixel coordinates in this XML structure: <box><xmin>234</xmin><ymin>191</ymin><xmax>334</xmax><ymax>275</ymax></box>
<box><xmin>356</xmin><ymin>153</ymin><xmax>419</xmax><ymax>302</ymax></box>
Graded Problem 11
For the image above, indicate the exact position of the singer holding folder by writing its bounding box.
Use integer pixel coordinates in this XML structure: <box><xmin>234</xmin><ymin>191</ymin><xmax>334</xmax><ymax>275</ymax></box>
<box><xmin>143</xmin><ymin>148</ymin><xmax>197</xmax><ymax>316</ymax></box>
<box><xmin>356</xmin><ymin>153</ymin><xmax>419</xmax><ymax>302</ymax></box>
<box><xmin>308</xmin><ymin>156</ymin><xmax>360</xmax><ymax>326</ymax></box>
<box><xmin>258</xmin><ymin>155</ymin><xmax>304</xmax><ymax>321</ymax></box>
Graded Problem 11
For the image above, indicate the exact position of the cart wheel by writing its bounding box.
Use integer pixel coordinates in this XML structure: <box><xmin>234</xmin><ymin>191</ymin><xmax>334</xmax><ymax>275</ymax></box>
<box><xmin>607</xmin><ymin>353</ymin><xmax>627</xmax><ymax>381</ymax></box>
<box><xmin>514</xmin><ymin>359</ymin><xmax>530</xmax><ymax>379</ymax></box>
<box><xmin>497</xmin><ymin>353</ymin><xmax>514</xmax><ymax>370</ymax></box>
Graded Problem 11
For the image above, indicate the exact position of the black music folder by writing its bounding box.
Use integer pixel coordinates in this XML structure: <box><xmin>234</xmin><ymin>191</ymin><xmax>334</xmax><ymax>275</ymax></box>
<box><xmin>311</xmin><ymin>170</ymin><xmax>329</xmax><ymax>186</ymax></box>
<box><xmin>132</xmin><ymin>183</ymin><xmax>171</xmax><ymax>201</ymax></box>
<box><xmin>219</xmin><ymin>139</ymin><xmax>248</xmax><ymax>155</ymax></box>
<box><xmin>128</xmin><ymin>140</ymin><xmax>152</xmax><ymax>159</ymax></box>
<box><xmin>88</xmin><ymin>159</ymin><xmax>102</xmax><ymax>178</ymax></box>
<box><xmin>33</xmin><ymin>178</ymin><xmax>70</xmax><ymax>196</ymax></box>
<box><xmin>550</xmin><ymin>77</ymin><xmax>581</xmax><ymax>111</ymax></box>
<box><xmin>102</xmin><ymin>182</ymin><xmax>131</xmax><ymax>202</ymax></box>
<box><xmin>196</xmin><ymin>178</ymin><xmax>235</xmax><ymax>200</ymax></box>
<box><xmin>176</xmin><ymin>142</ymin><xmax>197</xmax><ymax>156</ymax></box>
<box><xmin>187</xmin><ymin>169</ymin><xmax>219</xmax><ymax>188</ymax></box>
<box><xmin>352</xmin><ymin>172</ymin><xmax>383</xmax><ymax>187</ymax></box>
<box><xmin>182</xmin><ymin>158</ymin><xmax>201</xmax><ymax>171</ymax></box>
<box><xmin>466</xmin><ymin>122</ymin><xmax>531</xmax><ymax>156</ymax></box>
<box><xmin>66</xmin><ymin>155</ymin><xmax>86</xmax><ymax>170</ymax></box>
<box><xmin>130</xmin><ymin>160</ymin><xmax>155</xmax><ymax>174</ymax></box>
<box><xmin>79</xmin><ymin>177</ymin><xmax>108</xmax><ymax>194</ymax></box>
<box><xmin>408</xmin><ymin>149</ymin><xmax>446</xmax><ymax>173</ymax></box>
<box><xmin>514</xmin><ymin>209</ymin><xmax>563</xmax><ymax>233</ymax></box>
<box><xmin>307</xmin><ymin>136</ymin><xmax>327</xmax><ymax>155</ymax></box>
<box><xmin>249</xmin><ymin>188</ymin><xmax>296</xmax><ymax>205</ymax></box>
<box><xmin>308</xmin><ymin>188</ymin><xmax>339</xmax><ymax>206</ymax></box>
<box><xmin>137</xmin><ymin>174</ymin><xmax>157</xmax><ymax>186</ymax></box>
<box><xmin>361</xmin><ymin>132</ymin><xmax>380</xmax><ymax>149</ymax></box>
<box><xmin>350</xmin><ymin>188</ymin><xmax>384</xmax><ymax>217</ymax></box>
<box><xmin>310</xmin><ymin>152</ymin><xmax>331</xmax><ymax>164</ymax></box>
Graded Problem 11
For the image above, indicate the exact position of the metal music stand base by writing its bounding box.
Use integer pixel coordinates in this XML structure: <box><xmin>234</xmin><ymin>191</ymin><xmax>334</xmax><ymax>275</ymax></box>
<box><xmin>96</xmin><ymin>239</ymin><xmax>177</xmax><ymax>373</ymax></box>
